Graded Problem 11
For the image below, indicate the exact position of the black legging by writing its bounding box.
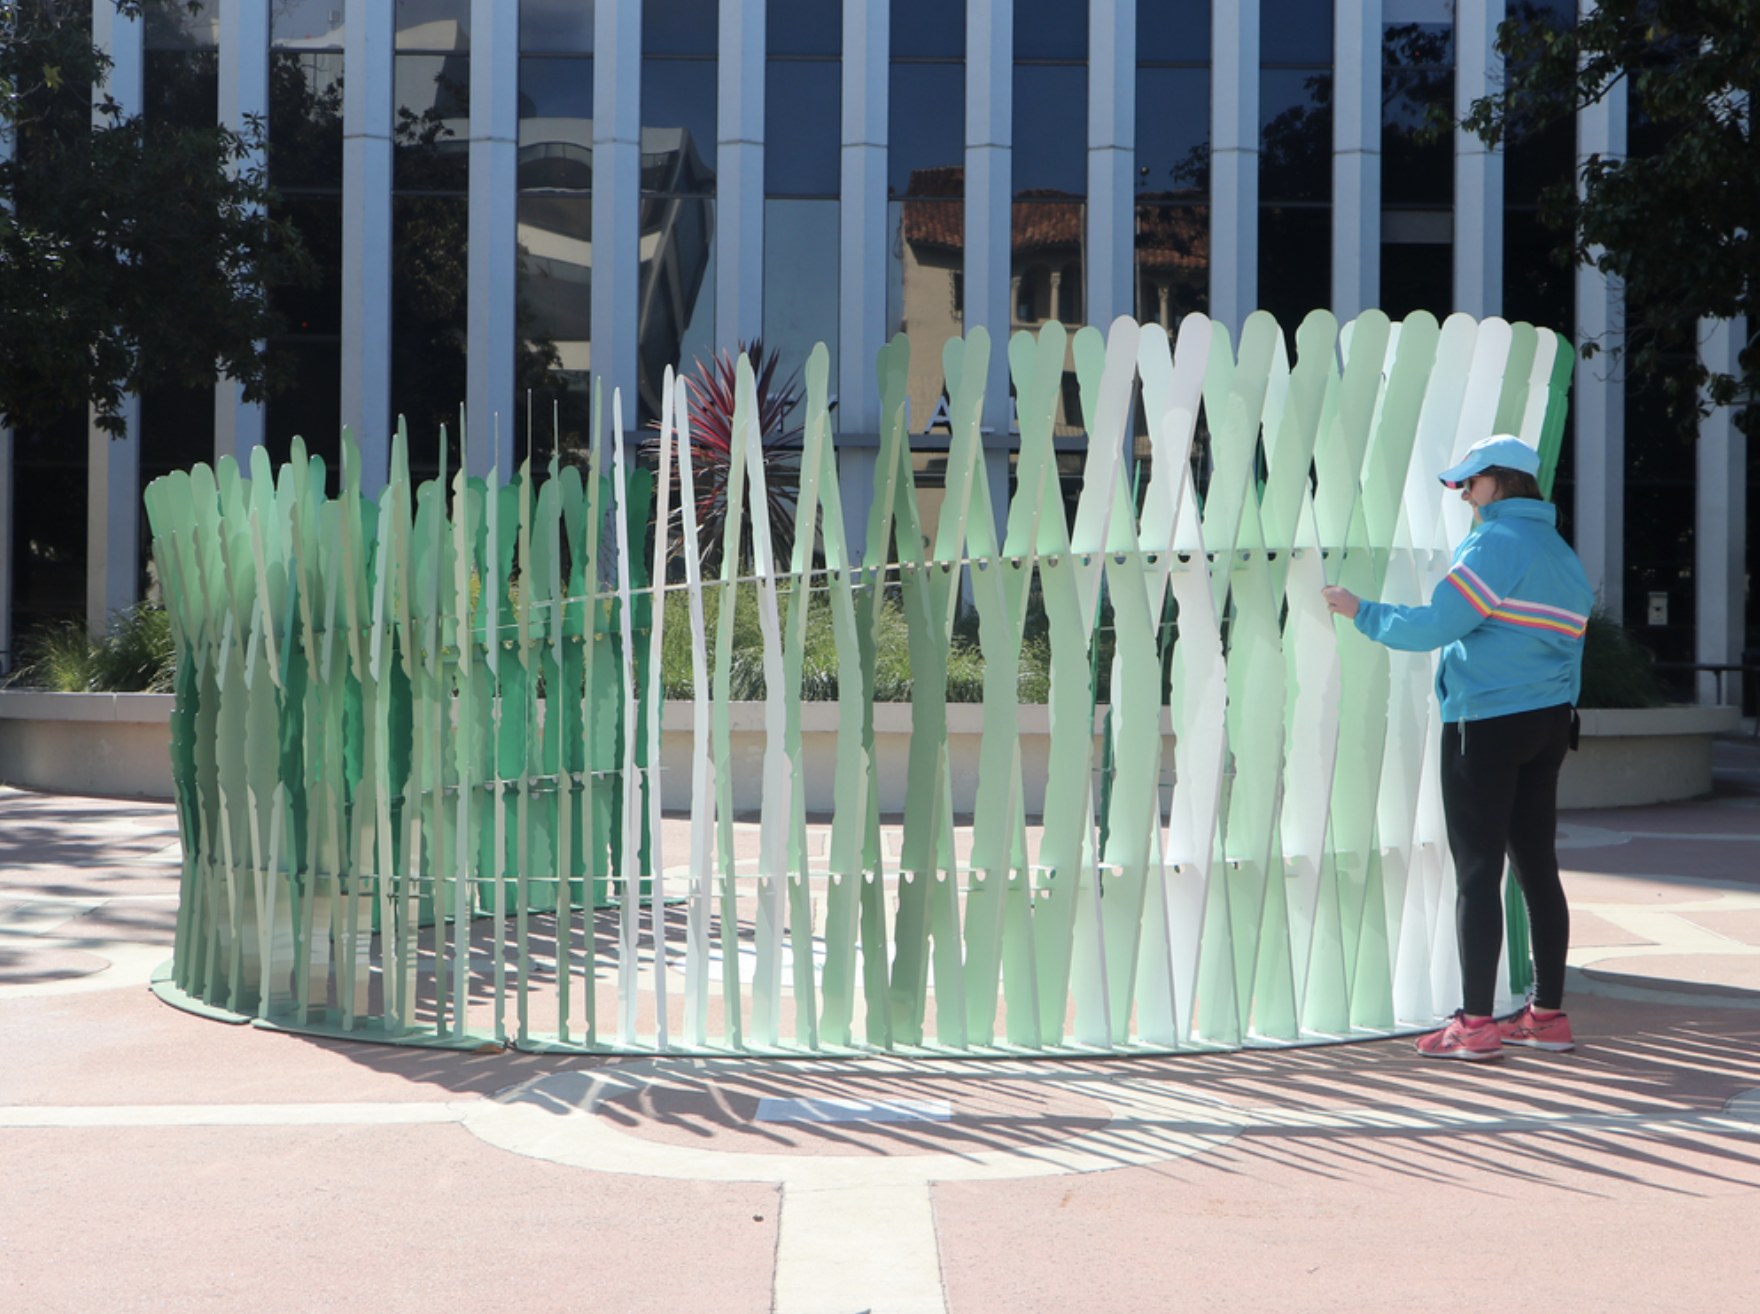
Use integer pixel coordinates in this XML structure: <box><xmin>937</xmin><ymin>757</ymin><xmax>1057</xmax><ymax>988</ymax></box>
<box><xmin>1439</xmin><ymin>703</ymin><xmax>1573</xmax><ymax>1017</ymax></box>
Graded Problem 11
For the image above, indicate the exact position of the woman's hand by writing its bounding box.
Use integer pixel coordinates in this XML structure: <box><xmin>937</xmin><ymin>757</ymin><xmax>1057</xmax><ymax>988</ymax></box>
<box><xmin>1322</xmin><ymin>586</ymin><xmax>1361</xmax><ymax>619</ymax></box>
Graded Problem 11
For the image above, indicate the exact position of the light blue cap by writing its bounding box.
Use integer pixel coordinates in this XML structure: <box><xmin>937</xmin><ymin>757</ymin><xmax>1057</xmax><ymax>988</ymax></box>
<box><xmin>1438</xmin><ymin>434</ymin><xmax>1541</xmax><ymax>488</ymax></box>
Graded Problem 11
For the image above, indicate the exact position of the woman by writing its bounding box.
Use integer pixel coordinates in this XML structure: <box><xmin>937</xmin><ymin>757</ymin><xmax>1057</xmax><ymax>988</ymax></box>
<box><xmin>1322</xmin><ymin>434</ymin><xmax>1594</xmax><ymax>1062</ymax></box>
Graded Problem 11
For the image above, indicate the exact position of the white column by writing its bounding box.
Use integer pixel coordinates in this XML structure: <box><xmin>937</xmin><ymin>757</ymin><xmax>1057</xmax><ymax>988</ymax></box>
<box><xmin>1453</xmin><ymin>0</ymin><xmax>1504</xmax><ymax>317</ymax></box>
<box><xmin>1697</xmin><ymin>316</ymin><xmax>1747</xmax><ymax>706</ymax></box>
<box><xmin>839</xmin><ymin>0</ymin><xmax>888</xmax><ymax>561</ymax></box>
<box><xmin>594</xmin><ymin>0</ymin><xmax>642</xmax><ymax>436</ymax></box>
<box><xmin>88</xmin><ymin>1</ymin><xmax>143</xmax><ymax>636</ymax></box>
<box><xmin>1572</xmin><ymin>30</ymin><xmax>1625</xmax><ymax>616</ymax></box>
<box><xmin>1332</xmin><ymin>0</ymin><xmax>1381</xmax><ymax>320</ymax></box>
<box><xmin>215</xmin><ymin>0</ymin><xmax>270</xmax><ymax>466</ymax></box>
<box><xmin>719</xmin><ymin>0</ymin><xmax>764</xmax><ymax>350</ymax></box>
<box><xmin>1210</xmin><ymin>0</ymin><xmax>1259</xmax><ymax>334</ymax></box>
<box><xmin>468</xmin><ymin>0</ymin><xmax>517</xmax><ymax>477</ymax></box>
<box><xmin>0</xmin><ymin>105</ymin><xmax>13</xmax><ymax>671</ymax></box>
<box><xmin>967</xmin><ymin>0</ymin><xmax>1012</xmax><ymax>556</ymax></box>
<box><xmin>342</xmin><ymin>0</ymin><xmax>394</xmax><ymax>492</ymax></box>
<box><xmin>1086</xmin><ymin>0</ymin><xmax>1133</xmax><ymax>329</ymax></box>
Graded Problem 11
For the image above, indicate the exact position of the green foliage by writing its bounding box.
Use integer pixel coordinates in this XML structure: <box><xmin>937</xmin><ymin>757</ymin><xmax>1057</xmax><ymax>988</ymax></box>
<box><xmin>658</xmin><ymin>584</ymin><xmax>1035</xmax><ymax>703</ymax></box>
<box><xmin>8</xmin><ymin>602</ymin><xmax>176</xmax><ymax>692</ymax></box>
<box><xmin>1463</xmin><ymin>0</ymin><xmax>1760</xmax><ymax>432</ymax></box>
<box><xmin>1577</xmin><ymin>607</ymin><xmax>1666</xmax><ymax>708</ymax></box>
<box><xmin>0</xmin><ymin>1</ymin><xmax>314</xmax><ymax>436</ymax></box>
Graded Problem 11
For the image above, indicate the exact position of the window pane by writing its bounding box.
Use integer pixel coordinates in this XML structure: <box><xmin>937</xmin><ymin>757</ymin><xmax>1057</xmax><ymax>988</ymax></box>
<box><xmin>518</xmin><ymin>193</ymin><xmax>592</xmax><ymax>468</ymax></box>
<box><xmin>1135</xmin><ymin>66</ymin><xmax>1210</xmax><ymax>198</ymax></box>
<box><xmin>1135</xmin><ymin>202</ymin><xmax>1209</xmax><ymax>327</ymax></box>
<box><xmin>522</xmin><ymin>0</ymin><xmax>595</xmax><ymax>52</ymax></box>
<box><xmin>891</xmin><ymin>0</ymin><xmax>965</xmax><ymax>59</ymax></box>
<box><xmin>1260</xmin><ymin>69</ymin><xmax>1330</xmax><ymax>203</ymax></box>
<box><xmin>272</xmin><ymin>2</ymin><xmax>345</xmax><ymax>50</ymax></box>
<box><xmin>1382</xmin><ymin>69</ymin><xmax>1453</xmax><ymax>206</ymax></box>
<box><xmin>639</xmin><ymin>196</ymin><xmax>716</xmax><ymax>425</ymax></box>
<box><xmin>146</xmin><ymin>51</ymin><xmax>218</xmax><ymax>128</ymax></box>
<box><xmin>146</xmin><ymin>0</ymin><xmax>218</xmax><ymax>50</ymax></box>
<box><xmin>890</xmin><ymin>62</ymin><xmax>965</xmax><ymax>198</ymax></box>
<box><xmin>1014</xmin><ymin>64</ymin><xmax>1087</xmax><ymax>195</ymax></box>
<box><xmin>270</xmin><ymin>52</ymin><xmax>344</xmax><ymax>188</ymax></box>
<box><xmin>643</xmin><ymin>58</ymin><xmax>718</xmax><ymax>193</ymax></box>
<box><xmin>520</xmin><ymin>57</ymin><xmax>594</xmax><ymax>190</ymax></box>
<box><xmin>140</xmin><ymin>383</ymin><xmax>216</xmax><ymax>489</ymax></box>
<box><xmin>890</xmin><ymin>198</ymin><xmax>963</xmax><ymax>429</ymax></box>
<box><xmin>1257</xmin><ymin>205</ymin><xmax>1330</xmax><ymax>335</ymax></box>
<box><xmin>396</xmin><ymin>0</ymin><xmax>470</xmax><ymax>50</ymax></box>
<box><xmin>766</xmin><ymin>59</ymin><xmax>841</xmax><ymax>195</ymax></box>
<box><xmin>1261</xmin><ymin>0</ymin><xmax>1332</xmax><ymax>63</ymax></box>
<box><xmin>392</xmin><ymin>195</ymin><xmax>470</xmax><ymax>475</ymax></box>
<box><xmin>1502</xmin><ymin>209</ymin><xmax>1574</xmax><ymax>336</ymax></box>
<box><xmin>763</xmin><ymin>199</ymin><xmax>841</xmax><ymax>423</ymax></box>
<box><xmin>395</xmin><ymin>54</ymin><xmax>471</xmax><ymax>191</ymax></box>
<box><xmin>1137</xmin><ymin>1</ymin><xmax>1211</xmax><ymax>64</ymax></box>
<box><xmin>1011</xmin><ymin>199</ymin><xmax>1084</xmax><ymax>427</ymax></box>
<box><xmin>1015</xmin><ymin>0</ymin><xmax>1088</xmax><ymax>60</ymax></box>
<box><xmin>1380</xmin><ymin>240</ymin><xmax>1452</xmax><ymax>321</ymax></box>
<box><xmin>273</xmin><ymin>197</ymin><xmax>344</xmax><ymax>336</ymax></box>
<box><xmin>12</xmin><ymin>410</ymin><xmax>89</xmax><ymax>637</ymax></box>
<box><xmin>768</xmin><ymin>0</ymin><xmax>841</xmax><ymax>56</ymax></box>
<box><xmin>644</xmin><ymin>0</ymin><xmax>718</xmax><ymax>56</ymax></box>
<box><xmin>265</xmin><ymin>339</ymin><xmax>343</xmax><ymax>486</ymax></box>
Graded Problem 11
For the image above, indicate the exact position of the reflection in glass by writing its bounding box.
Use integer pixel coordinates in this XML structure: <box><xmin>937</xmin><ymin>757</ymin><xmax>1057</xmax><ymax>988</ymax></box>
<box><xmin>1013</xmin><ymin>64</ymin><xmax>1087</xmax><ymax>196</ymax></box>
<box><xmin>271</xmin><ymin>1</ymin><xmax>345</xmax><ymax>48</ymax></box>
<box><xmin>642</xmin><ymin>59</ymin><xmax>718</xmax><ymax>194</ymax></box>
<box><xmin>1137</xmin><ymin>1</ymin><xmax>1211</xmax><ymax>64</ymax></box>
<box><xmin>765</xmin><ymin>59</ymin><xmax>840</xmax><ymax>197</ymax></box>
<box><xmin>1382</xmin><ymin>23</ymin><xmax>1453</xmax><ymax>208</ymax></box>
<box><xmin>763</xmin><ymin>199</ymin><xmax>840</xmax><ymax>418</ymax></box>
<box><xmin>1381</xmin><ymin>240</ymin><xmax>1451</xmax><ymax>321</ymax></box>
<box><xmin>889</xmin><ymin>197</ymin><xmax>962</xmax><ymax>434</ymax></box>
<box><xmin>265</xmin><ymin>339</ymin><xmax>342</xmax><ymax>485</ymax></box>
<box><xmin>396</xmin><ymin>0</ymin><xmax>470</xmax><ymax>50</ymax></box>
<box><xmin>891</xmin><ymin>0</ymin><xmax>964</xmax><ymax>59</ymax></box>
<box><xmin>1135</xmin><ymin>203</ymin><xmax>1209</xmax><ymax>328</ymax></box>
<box><xmin>767</xmin><ymin>0</ymin><xmax>841</xmax><ymax>56</ymax></box>
<box><xmin>520</xmin><ymin>57</ymin><xmax>594</xmax><ymax>190</ymax></box>
<box><xmin>521</xmin><ymin>0</ymin><xmax>595</xmax><ymax>53</ymax></box>
<box><xmin>270</xmin><ymin>51</ymin><xmax>344</xmax><ymax>187</ymax></box>
<box><xmin>11</xmin><ymin>411</ymin><xmax>90</xmax><ymax>638</ymax></box>
<box><xmin>517</xmin><ymin>194</ymin><xmax>592</xmax><ymax>468</ymax></box>
<box><xmin>889</xmin><ymin>63</ymin><xmax>964</xmax><ymax>199</ymax></box>
<box><xmin>1502</xmin><ymin>210</ymin><xmax>1573</xmax><ymax>336</ymax></box>
<box><xmin>1260</xmin><ymin>69</ymin><xmax>1331</xmax><ymax>203</ymax></box>
<box><xmin>273</xmin><ymin>197</ymin><xmax>344</xmax><ymax>336</ymax></box>
<box><xmin>146</xmin><ymin>0</ymin><xmax>218</xmax><ymax>50</ymax></box>
<box><xmin>1257</xmin><ymin>205</ymin><xmax>1330</xmax><ymax>337</ymax></box>
<box><xmin>638</xmin><ymin>197</ymin><xmax>716</xmax><ymax>427</ymax></box>
<box><xmin>146</xmin><ymin>50</ymin><xmax>219</xmax><ymax>128</ymax></box>
<box><xmin>1261</xmin><ymin>0</ymin><xmax>1333</xmax><ymax>64</ymax></box>
<box><xmin>394</xmin><ymin>54</ymin><xmax>470</xmax><ymax>191</ymax></box>
<box><xmin>1015</xmin><ymin>0</ymin><xmax>1088</xmax><ymax>60</ymax></box>
<box><xmin>1135</xmin><ymin>65</ymin><xmax>1210</xmax><ymax>197</ymax></box>
<box><xmin>1012</xmin><ymin>199</ymin><xmax>1085</xmax><ymax>434</ymax></box>
<box><xmin>644</xmin><ymin>0</ymin><xmax>718</xmax><ymax>56</ymax></box>
<box><xmin>392</xmin><ymin>195</ymin><xmax>471</xmax><ymax>474</ymax></box>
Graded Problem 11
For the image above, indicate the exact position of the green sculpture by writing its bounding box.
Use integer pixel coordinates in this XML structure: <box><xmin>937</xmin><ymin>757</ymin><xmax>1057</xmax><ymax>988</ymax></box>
<box><xmin>145</xmin><ymin>310</ymin><xmax>1571</xmax><ymax>1054</ymax></box>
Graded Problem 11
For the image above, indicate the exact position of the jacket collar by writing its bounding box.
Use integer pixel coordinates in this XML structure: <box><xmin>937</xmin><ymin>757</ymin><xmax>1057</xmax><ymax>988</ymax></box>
<box><xmin>1481</xmin><ymin>497</ymin><xmax>1557</xmax><ymax>527</ymax></box>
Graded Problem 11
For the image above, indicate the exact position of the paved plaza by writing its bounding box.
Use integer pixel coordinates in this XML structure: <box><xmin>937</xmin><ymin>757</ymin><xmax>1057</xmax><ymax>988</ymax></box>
<box><xmin>5</xmin><ymin>743</ymin><xmax>1760</xmax><ymax>1312</ymax></box>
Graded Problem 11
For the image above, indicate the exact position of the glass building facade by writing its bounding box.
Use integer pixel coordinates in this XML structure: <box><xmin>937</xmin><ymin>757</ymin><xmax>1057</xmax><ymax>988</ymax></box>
<box><xmin>0</xmin><ymin>0</ymin><xmax>1747</xmax><ymax>699</ymax></box>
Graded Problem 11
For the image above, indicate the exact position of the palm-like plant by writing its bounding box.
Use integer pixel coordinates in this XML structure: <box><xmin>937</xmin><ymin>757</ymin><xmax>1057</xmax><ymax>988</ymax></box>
<box><xmin>649</xmin><ymin>341</ymin><xmax>804</xmax><ymax>575</ymax></box>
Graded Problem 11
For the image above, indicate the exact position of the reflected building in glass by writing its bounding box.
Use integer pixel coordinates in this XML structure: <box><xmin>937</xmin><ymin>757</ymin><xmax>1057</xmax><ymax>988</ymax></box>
<box><xmin>0</xmin><ymin>0</ymin><xmax>1745</xmax><ymax>701</ymax></box>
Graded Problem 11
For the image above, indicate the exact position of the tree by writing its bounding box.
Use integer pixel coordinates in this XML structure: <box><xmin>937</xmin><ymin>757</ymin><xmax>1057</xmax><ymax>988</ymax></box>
<box><xmin>0</xmin><ymin>0</ymin><xmax>310</xmax><ymax>436</ymax></box>
<box><xmin>1463</xmin><ymin>0</ymin><xmax>1760</xmax><ymax>433</ymax></box>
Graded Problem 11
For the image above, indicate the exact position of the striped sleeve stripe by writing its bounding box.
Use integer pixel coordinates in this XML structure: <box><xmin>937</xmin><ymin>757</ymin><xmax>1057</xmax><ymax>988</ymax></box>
<box><xmin>1489</xmin><ymin>609</ymin><xmax>1587</xmax><ymax>638</ymax></box>
<box><xmin>1499</xmin><ymin>596</ymin><xmax>1589</xmax><ymax>626</ymax></box>
<box><xmin>1445</xmin><ymin>570</ymin><xmax>1497</xmax><ymax>616</ymax></box>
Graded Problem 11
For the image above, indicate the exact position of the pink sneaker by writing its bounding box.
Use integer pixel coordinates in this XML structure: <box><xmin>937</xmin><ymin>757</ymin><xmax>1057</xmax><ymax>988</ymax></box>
<box><xmin>1416</xmin><ymin>1011</ymin><xmax>1504</xmax><ymax>1061</ymax></box>
<box><xmin>1498</xmin><ymin>1005</ymin><xmax>1575</xmax><ymax>1052</ymax></box>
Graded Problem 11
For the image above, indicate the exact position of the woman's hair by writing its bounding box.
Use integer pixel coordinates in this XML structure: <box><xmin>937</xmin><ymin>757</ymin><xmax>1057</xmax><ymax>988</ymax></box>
<box><xmin>1485</xmin><ymin>466</ymin><xmax>1544</xmax><ymax>501</ymax></box>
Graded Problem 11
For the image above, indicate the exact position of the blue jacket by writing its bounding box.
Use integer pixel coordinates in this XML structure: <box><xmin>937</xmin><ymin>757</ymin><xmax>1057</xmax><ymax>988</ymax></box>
<box><xmin>1353</xmin><ymin>499</ymin><xmax>1593</xmax><ymax>723</ymax></box>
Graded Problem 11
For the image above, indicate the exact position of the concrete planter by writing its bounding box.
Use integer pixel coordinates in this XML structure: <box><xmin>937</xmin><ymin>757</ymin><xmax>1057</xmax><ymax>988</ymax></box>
<box><xmin>0</xmin><ymin>690</ymin><xmax>176</xmax><ymax>799</ymax></box>
<box><xmin>1557</xmin><ymin>704</ymin><xmax>1740</xmax><ymax>808</ymax></box>
<box><xmin>0</xmin><ymin>690</ymin><xmax>1736</xmax><ymax>812</ymax></box>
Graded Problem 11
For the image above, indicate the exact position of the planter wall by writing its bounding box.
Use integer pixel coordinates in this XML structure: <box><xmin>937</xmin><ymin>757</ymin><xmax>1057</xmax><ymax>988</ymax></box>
<box><xmin>0</xmin><ymin>690</ymin><xmax>1734</xmax><ymax>813</ymax></box>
